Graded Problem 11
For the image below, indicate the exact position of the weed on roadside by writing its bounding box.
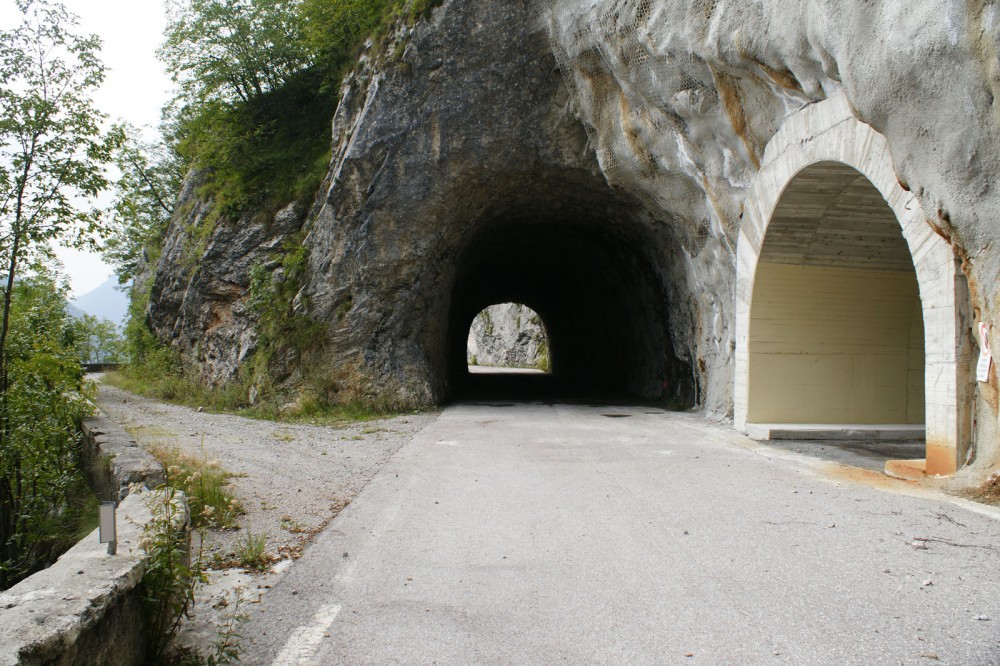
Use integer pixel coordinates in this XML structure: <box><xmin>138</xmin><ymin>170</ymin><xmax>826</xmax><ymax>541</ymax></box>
<box><xmin>148</xmin><ymin>443</ymin><xmax>243</xmax><ymax>529</ymax></box>
<box><xmin>280</xmin><ymin>515</ymin><xmax>308</xmax><ymax>533</ymax></box>
<box><xmin>235</xmin><ymin>529</ymin><xmax>273</xmax><ymax>571</ymax></box>
<box><xmin>140</xmin><ymin>488</ymin><xmax>205</xmax><ymax>664</ymax></box>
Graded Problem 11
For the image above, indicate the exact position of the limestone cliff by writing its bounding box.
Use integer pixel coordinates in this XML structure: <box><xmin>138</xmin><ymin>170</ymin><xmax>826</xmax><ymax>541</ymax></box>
<box><xmin>145</xmin><ymin>0</ymin><xmax>1000</xmax><ymax>473</ymax></box>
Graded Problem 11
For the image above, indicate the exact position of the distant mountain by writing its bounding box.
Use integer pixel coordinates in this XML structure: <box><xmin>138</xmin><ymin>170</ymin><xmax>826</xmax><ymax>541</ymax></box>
<box><xmin>65</xmin><ymin>301</ymin><xmax>87</xmax><ymax>319</ymax></box>
<box><xmin>71</xmin><ymin>277</ymin><xmax>129</xmax><ymax>327</ymax></box>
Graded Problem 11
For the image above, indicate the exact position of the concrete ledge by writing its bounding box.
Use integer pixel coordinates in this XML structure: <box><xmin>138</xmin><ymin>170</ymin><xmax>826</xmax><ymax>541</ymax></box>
<box><xmin>81</xmin><ymin>410</ymin><xmax>166</xmax><ymax>501</ymax></box>
<box><xmin>0</xmin><ymin>409</ymin><xmax>177</xmax><ymax>665</ymax></box>
<box><xmin>745</xmin><ymin>423</ymin><xmax>926</xmax><ymax>441</ymax></box>
<box><xmin>0</xmin><ymin>490</ymin><xmax>187</xmax><ymax>666</ymax></box>
<box><xmin>885</xmin><ymin>458</ymin><xmax>927</xmax><ymax>481</ymax></box>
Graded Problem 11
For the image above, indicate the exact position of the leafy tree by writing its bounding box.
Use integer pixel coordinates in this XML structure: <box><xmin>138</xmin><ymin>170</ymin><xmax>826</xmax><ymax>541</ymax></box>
<box><xmin>158</xmin><ymin>0</ymin><xmax>310</xmax><ymax>107</ymax></box>
<box><xmin>102</xmin><ymin>124</ymin><xmax>183</xmax><ymax>283</ymax></box>
<box><xmin>299</xmin><ymin>0</ymin><xmax>393</xmax><ymax>78</ymax></box>
<box><xmin>0</xmin><ymin>274</ymin><xmax>93</xmax><ymax>587</ymax></box>
<box><xmin>73</xmin><ymin>313</ymin><xmax>125</xmax><ymax>365</ymax></box>
<box><xmin>0</xmin><ymin>0</ymin><xmax>118</xmax><ymax>382</ymax></box>
<box><xmin>150</xmin><ymin>0</ymin><xmax>442</xmax><ymax>217</ymax></box>
<box><xmin>0</xmin><ymin>0</ymin><xmax>117</xmax><ymax>588</ymax></box>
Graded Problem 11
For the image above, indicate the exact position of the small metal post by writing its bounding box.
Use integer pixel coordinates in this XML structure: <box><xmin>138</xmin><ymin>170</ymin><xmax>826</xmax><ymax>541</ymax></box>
<box><xmin>98</xmin><ymin>501</ymin><xmax>117</xmax><ymax>555</ymax></box>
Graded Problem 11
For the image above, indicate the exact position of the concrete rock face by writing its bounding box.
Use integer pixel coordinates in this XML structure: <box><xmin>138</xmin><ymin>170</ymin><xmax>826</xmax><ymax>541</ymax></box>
<box><xmin>467</xmin><ymin>303</ymin><xmax>547</xmax><ymax>369</ymax></box>
<box><xmin>146</xmin><ymin>0</ymin><xmax>1000</xmax><ymax>470</ymax></box>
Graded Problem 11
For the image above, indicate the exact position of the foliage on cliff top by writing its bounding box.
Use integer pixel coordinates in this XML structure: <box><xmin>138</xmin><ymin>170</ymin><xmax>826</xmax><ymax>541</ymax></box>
<box><xmin>103</xmin><ymin>125</ymin><xmax>184</xmax><ymax>284</ymax></box>
<box><xmin>110</xmin><ymin>0</ymin><xmax>444</xmax><ymax>418</ymax></box>
<box><xmin>156</xmin><ymin>0</ymin><xmax>443</xmax><ymax>218</ymax></box>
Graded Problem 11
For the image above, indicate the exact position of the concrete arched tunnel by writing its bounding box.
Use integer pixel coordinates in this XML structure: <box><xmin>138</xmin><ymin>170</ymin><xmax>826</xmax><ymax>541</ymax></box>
<box><xmin>444</xmin><ymin>192</ymin><xmax>695</xmax><ymax>406</ymax></box>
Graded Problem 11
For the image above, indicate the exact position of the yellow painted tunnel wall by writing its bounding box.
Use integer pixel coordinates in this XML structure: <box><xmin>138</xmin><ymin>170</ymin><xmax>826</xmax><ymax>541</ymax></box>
<box><xmin>748</xmin><ymin>262</ymin><xmax>925</xmax><ymax>424</ymax></box>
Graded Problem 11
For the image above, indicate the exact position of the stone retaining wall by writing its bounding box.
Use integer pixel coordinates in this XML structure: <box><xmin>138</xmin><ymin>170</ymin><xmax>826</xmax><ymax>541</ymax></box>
<box><xmin>0</xmin><ymin>410</ymin><xmax>178</xmax><ymax>666</ymax></box>
<box><xmin>80</xmin><ymin>410</ymin><xmax>166</xmax><ymax>501</ymax></box>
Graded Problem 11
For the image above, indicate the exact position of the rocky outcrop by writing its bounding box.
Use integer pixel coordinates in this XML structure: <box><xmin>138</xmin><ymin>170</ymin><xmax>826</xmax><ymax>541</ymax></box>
<box><xmin>298</xmin><ymin>1</ymin><xmax>693</xmax><ymax>406</ymax></box>
<box><xmin>145</xmin><ymin>0</ymin><xmax>1000</xmax><ymax>469</ymax></box>
<box><xmin>146</xmin><ymin>174</ymin><xmax>306</xmax><ymax>386</ymax></box>
<box><xmin>467</xmin><ymin>303</ymin><xmax>547</xmax><ymax>369</ymax></box>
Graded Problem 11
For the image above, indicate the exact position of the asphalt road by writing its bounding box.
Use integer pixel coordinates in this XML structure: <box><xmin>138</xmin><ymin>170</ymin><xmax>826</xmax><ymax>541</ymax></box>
<box><xmin>239</xmin><ymin>401</ymin><xmax>1000</xmax><ymax>665</ymax></box>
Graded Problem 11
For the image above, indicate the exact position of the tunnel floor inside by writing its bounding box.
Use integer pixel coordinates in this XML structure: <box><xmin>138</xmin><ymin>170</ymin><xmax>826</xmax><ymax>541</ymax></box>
<box><xmin>455</xmin><ymin>367</ymin><xmax>672</xmax><ymax>406</ymax></box>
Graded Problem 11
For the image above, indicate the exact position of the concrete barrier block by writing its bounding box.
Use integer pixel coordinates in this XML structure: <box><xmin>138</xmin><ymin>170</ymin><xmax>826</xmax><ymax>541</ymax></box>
<box><xmin>0</xmin><ymin>490</ymin><xmax>188</xmax><ymax>666</ymax></box>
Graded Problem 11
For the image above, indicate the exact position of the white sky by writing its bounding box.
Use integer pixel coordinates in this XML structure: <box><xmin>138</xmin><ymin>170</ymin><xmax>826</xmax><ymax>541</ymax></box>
<box><xmin>1</xmin><ymin>0</ymin><xmax>173</xmax><ymax>296</ymax></box>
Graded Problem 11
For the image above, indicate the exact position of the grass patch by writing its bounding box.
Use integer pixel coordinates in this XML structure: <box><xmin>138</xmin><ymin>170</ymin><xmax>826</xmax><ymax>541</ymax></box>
<box><xmin>244</xmin><ymin>399</ymin><xmax>404</xmax><ymax>426</ymax></box>
<box><xmin>234</xmin><ymin>529</ymin><xmax>272</xmax><ymax>572</ymax></box>
<box><xmin>62</xmin><ymin>479</ymin><xmax>101</xmax><ymax>547</ymax></box>
<box><xmin>103</xmin><ymin>371</ymin><xmax>412</xmax><ymax>427</ymax></box>
<box><xmin>103</xmin><ymin>370</ymin><xmax>248</xmax><ymax>414</ymax></box>
<box><xmin>147</xmin><ymin>443</ymin><xmax>243</xmax><ymax>529</ymax></box>
<box><xmin>126</xmin><ymin>425</ymin><xmax>179</xmax><ymax>440</ymax></box>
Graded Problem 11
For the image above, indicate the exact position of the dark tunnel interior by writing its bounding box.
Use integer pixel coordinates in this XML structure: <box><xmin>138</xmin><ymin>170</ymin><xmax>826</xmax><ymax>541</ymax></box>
<box><xmin>445</xmin><ymin>194</ymin><xmax>694</xmax><ymax>406</ymax></box>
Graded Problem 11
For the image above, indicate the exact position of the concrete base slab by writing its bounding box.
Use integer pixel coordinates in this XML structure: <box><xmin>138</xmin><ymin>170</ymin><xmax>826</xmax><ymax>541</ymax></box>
<box><xmin>884</xmin><ymin>458</ymin><xmax>927</xmax><ymax>480</ymax></box>
<box><xmin>745</xmin><ymin>423</ymin><xmax>925</xmax><ymax>441</ymax></box>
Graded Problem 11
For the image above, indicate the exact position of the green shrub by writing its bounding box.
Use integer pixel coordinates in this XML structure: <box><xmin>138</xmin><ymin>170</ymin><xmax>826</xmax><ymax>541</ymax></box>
<box><xmin>0</xmin><ymin>277</ymin><xmax>97</xmax><ymax>590</ymax></box>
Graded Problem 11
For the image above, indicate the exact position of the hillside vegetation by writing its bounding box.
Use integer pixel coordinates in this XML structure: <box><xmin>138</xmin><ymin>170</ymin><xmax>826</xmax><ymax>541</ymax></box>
<box><xmin>108</xmin><ymin>0</ymin><xmax>441</xmax><ymax>411</ymax></box>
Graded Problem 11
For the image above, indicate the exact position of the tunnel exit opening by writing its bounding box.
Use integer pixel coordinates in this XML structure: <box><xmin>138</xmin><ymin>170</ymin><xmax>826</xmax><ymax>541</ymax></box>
<box><xmin>466</xmin><ymin>302</ymin><xmax>551</xmax><ymax>373</ymax></box>
<box><xmin>736</xmin><ymin>95</ymin><xmax>976</xmax><ymax>476</ymax></box>
<box><xmin>747</xmin><ymin>162</ymin><xmax>926</xmax><ymax>432</ymax></box>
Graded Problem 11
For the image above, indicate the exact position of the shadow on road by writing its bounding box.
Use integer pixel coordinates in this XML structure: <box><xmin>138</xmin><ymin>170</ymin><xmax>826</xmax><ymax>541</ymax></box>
<box><xmin>757</xmin><ymin>438</ymin><xmax>926</xmax><ymax>472</ymax></box>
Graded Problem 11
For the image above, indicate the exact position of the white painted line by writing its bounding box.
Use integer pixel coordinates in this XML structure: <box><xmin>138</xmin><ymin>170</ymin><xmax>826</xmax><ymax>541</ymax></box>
<box><xmin>271</xmin><ymin>603</ymin><xmax>342</xmax><ymax>666</ymax></box>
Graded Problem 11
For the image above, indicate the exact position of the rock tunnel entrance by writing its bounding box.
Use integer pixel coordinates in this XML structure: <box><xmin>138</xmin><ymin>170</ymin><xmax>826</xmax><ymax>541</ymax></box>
<box><xmin>445</xmin><ymin>191</ymin><xmax>693</xmax><ymax>405</ymax></box>
<box><xmin>747</xmin><ymin>162</ymin><xmax>926</xmax><ymax>429</ymax></box>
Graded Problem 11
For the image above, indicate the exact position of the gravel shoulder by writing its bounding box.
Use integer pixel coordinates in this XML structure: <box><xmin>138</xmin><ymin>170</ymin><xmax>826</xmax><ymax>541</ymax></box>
<box><xmin>94</xmin><ymin>379</ymin><xmax>439</xmax><ymax>657</ymax></box>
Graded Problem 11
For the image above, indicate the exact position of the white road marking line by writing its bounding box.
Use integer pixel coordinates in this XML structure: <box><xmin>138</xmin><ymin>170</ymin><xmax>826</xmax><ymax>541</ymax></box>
<box><xmin>271</xmin><ymin>603</ymin><xmax>342</xmax><ymax>666</ymax></box>
<box><xmin>269</xmin><ymin>456</ymin><xmax>419</xmax><ymax>665</ymax></box>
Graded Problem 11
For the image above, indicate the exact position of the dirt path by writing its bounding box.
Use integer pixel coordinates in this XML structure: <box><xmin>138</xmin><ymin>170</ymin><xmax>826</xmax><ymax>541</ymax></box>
<box><xmin>95</xmin><ymin>379</ymin><xmax>438</xmax><ymax>657</ymax></box>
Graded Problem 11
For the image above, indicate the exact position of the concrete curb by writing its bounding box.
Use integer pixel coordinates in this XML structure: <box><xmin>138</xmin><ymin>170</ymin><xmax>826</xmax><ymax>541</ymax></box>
<box><xmin>0</xmin><ymin>408</ymin><xmax>181</xmax><ymax>665</ymax></box>
<box><xmin>0</xmin><ymin>490</ymin><xmax>188</xmax><ymax>666</ymax></box>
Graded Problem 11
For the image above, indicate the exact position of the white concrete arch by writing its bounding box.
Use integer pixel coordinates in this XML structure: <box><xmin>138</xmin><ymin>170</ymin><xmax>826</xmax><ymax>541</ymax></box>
<box><xmin>735</xmin><ymin>92</ymin><xmax>971</xmax><ymax>476</ymax></box>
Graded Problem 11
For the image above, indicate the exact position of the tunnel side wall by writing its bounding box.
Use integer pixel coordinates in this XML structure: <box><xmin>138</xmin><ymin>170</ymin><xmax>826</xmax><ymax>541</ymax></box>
<box><xmin>748</xmin><ymin>262</ymin><xmax>924</xmax><ymax>425</ymax></box>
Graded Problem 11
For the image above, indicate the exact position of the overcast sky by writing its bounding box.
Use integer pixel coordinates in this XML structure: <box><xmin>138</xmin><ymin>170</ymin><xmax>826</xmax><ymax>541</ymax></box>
<box><xmin>1</xmin><ymin>0</ymin><xmax>173</xmax><ymax>296</ymax></box>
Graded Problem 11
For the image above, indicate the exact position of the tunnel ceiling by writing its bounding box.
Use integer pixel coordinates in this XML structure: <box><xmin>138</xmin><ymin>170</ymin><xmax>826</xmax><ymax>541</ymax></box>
<box><xmin>760</xmin><ymin>162</ymin><xmax>912</xmax><ymax>271</ymax></box>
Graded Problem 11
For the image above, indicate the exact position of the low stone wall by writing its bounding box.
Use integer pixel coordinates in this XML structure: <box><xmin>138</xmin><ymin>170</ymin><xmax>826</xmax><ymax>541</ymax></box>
<box><xmin>80</xmin><ymin>410</ymin><xmax>166</xmax><ymax>501</ymax></box>
<box><xmin>0</xmin><ymin>410</ymin><xmax>178</xmax><ymax>666</ymax></box>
